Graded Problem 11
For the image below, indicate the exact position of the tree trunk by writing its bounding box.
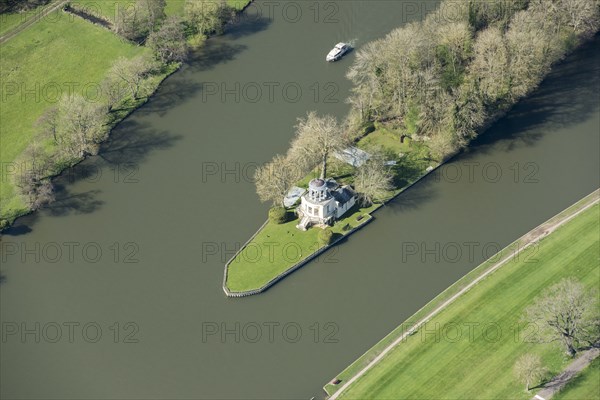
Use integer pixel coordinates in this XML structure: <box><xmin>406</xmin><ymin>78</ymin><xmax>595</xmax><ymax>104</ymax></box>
<box><xmin>567</xmin><ymin>343</ymin><xmax>577</xmax><ymax>357</ymax></box>
<box><xmin>320</xmin><ymin>154</ymin><xmax>327</xmax><ymax>179</ymax></box>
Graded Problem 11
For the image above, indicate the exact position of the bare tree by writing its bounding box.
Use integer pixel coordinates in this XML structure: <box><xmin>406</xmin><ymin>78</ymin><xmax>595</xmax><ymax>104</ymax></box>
<box><xmin>115</xmin><ymin>0</ymin><xmax>166</xmax><ymax>41</ymax></box>
<box><xmin>469</xmin><ymin>26</ymin><xmax>510</xmax><ymax>104</ymax></box>
<box><xmin>254</xmin><ymin>154</ymin><xmax>302</xmax><ymax>206</ymax></box>
<box><xmin>147</xmin><ymin>16</ymin><xmax>188</xmax><ymax>64</ymax></box>
<box><xmin>50</xmin><ymin>94</ymin><xmax>108</xmax><ymax>160</ymax></box>
<box><xmin>513</xmin><ymin>353</ymin><xmax>547</xmax><ymax>392</ymax></box>
<box><xmin>288</xmin><ymin>112</ymin><xmax>347</xmax><ymax>180</ymax></box>
<box><xmin>353</xmin><ymin>156</ymin><xmax>394</xmax><ymax>206</ymax></box>
<box><xmin>108</xmin><ymin>55</ymin><xmax>155</xmax><ymax>100</ymax></box>
<box><xmin>524</xmin><ymin>277</ymin><xmax>599</xmax><ymax>357</ymax></box>
<box><xmin>101</xmin><ymin>76</ymin><xmax>129</xmax><ymax>113</ymax></box>
<box><xmin>435</xmin><ymin>22</ymin><xmax>473</xmax><ymax>80</ymax></box>
<box><xmin>13</xmin><ymin>140</ymin><xmax>54</xmax><ymax>210</ymax></box>
<box><xmin>184</xmin><ymin>0</ymin><xmax>232</xmax><ymax>37</ymax></box>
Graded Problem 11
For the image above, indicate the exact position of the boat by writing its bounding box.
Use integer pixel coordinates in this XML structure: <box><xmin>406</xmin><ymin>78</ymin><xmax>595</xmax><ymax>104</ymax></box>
<box><xmin>326</xmin><ymin>42</ymin><xmax>351</xmax><ymax>62</ymax></box>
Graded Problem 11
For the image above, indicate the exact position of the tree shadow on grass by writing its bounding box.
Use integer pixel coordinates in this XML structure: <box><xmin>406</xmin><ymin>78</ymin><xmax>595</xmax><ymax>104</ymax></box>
<box><xmin>465</xmin><ymin>34</ymin><xmax>600</xmax><ymax>157</ymax></box>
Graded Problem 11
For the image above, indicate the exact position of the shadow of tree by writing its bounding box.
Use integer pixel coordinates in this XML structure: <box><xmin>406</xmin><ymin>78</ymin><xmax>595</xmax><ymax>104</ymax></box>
<box><xmin>223</xmin><ymin>13</ymin><xmax>272</xmax><ymax>40</ymax></box>
<box><xmin>45</xmin><ymin>188</ymin><xmax>104</xmax><ymax>217</ymax></box>
<box><xmin>42</xmin><ymin>119</ymin><xmax>181</xmax><ymax>217</ymax></box>
<box><xmin>1</xmin><ymin>224</ymin><xmax>33</xmax><ymax>236</ymax></box>
<box><xmin>139</xmin><ymin>16</ymin><xmax>271</xmax><ymax>116</ymax></box>
<box><xmin>188</xmin><ymin>41</ymin><xmax>249</xmax><ymax>72</ymax></box>
<box><xmin>385</xmin><ymin>178</ymin><xmax>439</xmax><ymax>214</ymax></box>
<box><xmin>100</xmin><ymin>119</ymin><xmax>181</xmax><ymax>166</ymax></box>
<box><xmin>466</xmin><ymin>34</ymin><xmax>600</xmax><ymax>155</ymax></box>
<box><xmin>0</xmin><ymin>272</ymin><xmax>5</xmax><ymax>285</ymax></box>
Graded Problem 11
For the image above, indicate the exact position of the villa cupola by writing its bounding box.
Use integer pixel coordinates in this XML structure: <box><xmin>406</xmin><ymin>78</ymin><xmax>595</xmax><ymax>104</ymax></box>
<box><xmin>307</xmin><ymin>178</ymin><xmax>330</xmax><ymax>202</ymax></box>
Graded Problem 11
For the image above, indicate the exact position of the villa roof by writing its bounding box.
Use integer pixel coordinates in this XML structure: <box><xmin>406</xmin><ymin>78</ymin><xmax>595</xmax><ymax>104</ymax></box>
<box><xmin>332</xmin><ymin>186</ymin><xmax>356</xmax><ymax>205</ymax></box>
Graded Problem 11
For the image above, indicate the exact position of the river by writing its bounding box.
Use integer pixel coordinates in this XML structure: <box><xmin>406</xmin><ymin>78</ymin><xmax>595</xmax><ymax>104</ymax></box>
<box><xmin>1</xmin><ymin>1</ymin><xmax>599</xmax><ymax>398</ymax></box>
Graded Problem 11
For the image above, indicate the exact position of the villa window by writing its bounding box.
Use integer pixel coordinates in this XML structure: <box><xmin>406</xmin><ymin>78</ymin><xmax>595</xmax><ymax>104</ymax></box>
<box><xmin>308</xmin><ymin>206</ymin><xmax>313</xmax><ymax>214</ymax></box>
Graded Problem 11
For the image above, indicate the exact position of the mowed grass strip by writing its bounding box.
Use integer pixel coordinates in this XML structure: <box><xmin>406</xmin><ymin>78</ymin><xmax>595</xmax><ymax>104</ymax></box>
<box><xmin>338</xmin><ymin>204</ymin><xmax>599</xmax><ymax>399</ymax></box>
<box><xmin>553</xmin><ymin>357</ymin><xmax>600</xmax><ymax>400</ymax></box>
<box><xmin>0</xmin><ymin>9</ymin><xmax>146</xmax><ymax>216</ymax></box>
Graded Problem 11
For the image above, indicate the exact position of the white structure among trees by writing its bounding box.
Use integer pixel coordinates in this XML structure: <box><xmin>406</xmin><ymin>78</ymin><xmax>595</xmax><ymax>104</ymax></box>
<box><xmin>296</xmin><ymin>178</ymin><xmax>356</xmax><ymax>230</ymax></box>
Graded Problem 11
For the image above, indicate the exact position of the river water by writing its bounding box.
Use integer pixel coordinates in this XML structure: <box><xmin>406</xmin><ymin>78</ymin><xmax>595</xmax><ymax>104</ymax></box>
<box><xmin>1</xmin><ymin>1</ymin><xmax>598</xmax><ymax>399</ymax></box>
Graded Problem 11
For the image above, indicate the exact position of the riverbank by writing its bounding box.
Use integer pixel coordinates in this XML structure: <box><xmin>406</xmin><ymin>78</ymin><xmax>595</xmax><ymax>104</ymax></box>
<box><xmin>325</xmin><ymin>189</ymin><xmax>600</xmax><ymax>399</ymax></box>
<box><xmin>0</xmin><ymin>0</ymin><xmax>253</xmax><ymax>227</ymax></box>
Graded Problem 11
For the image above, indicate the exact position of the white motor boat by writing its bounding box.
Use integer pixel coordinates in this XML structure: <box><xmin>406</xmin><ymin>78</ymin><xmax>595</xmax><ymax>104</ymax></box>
<box><xmin>326</xmin><ymin>43</ymin><xmax>351</xmax><ymax>62</ymax></box>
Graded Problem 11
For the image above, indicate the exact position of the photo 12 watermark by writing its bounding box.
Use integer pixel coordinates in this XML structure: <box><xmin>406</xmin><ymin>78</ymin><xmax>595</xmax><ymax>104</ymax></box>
<box><xmin>0</xmin><ymin>161</ymin><xmax>141</xmax><ymax>185</ymax></box>
<box><xmin>433</xmin><ymin>161</ymin><xmax>540</xmax><ymax>184</ymax></box>
<box><xmin>201</xmin><ymin>241</ymin><xmax>339</xmax><ymax>264</ymax></box>
<box><xmin>395</xmin><ymin>320</ymin><xmax>546</xmax><ymax>345</ymax></box>
<box><xmin>0</xmin><ymin>241</ymin><xmax>141</xmax><ymax>264</ymax></box>
<box><xmin>1</xmin><ymin>321</ymin><xmax>140</xmax><ymax>344</ymax></box>
<box><xmin>200</xmin><ymin>321</ymin><xmax>339</xmax><ymax>344</ymax></box>
<box><xmin>199</xmin><ymin>81</ymin><xmax>340</xmax><ymax>104</ymax></box>
<box><xmin>399</xmin><ymin>240</ymin><xmax>540</xmax><ymax>264</ymax></box>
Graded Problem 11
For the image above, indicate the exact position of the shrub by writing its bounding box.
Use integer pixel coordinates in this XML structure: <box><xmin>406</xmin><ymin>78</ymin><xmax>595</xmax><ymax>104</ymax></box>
<box><xmin>0</xmin><ymin>219</ymin><xmax>9</xmax><ymax>231</ymax></box>
<box><xmin>318</xmin><ymin>228</ymin><xmax>334</xmax><ymax>246</ymax></box>
<box><xmin>268</xmin><ymin>206</ymin><xmax>287</xmax><ymax>224</ymax></box>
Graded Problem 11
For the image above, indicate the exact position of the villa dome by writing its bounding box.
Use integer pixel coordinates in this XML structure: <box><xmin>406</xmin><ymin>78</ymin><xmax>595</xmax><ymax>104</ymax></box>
<box><xmin>309</xmin><ymin>178</ymin><xmax>327</xmax><ymax>191</ymax></box>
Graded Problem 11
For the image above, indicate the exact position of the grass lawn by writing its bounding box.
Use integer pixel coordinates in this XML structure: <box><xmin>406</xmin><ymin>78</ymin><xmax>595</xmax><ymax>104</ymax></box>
<box><xmin>331</xmin><ymin>203</ymin><xmax>599</xmax><ymax>399</ymax></box>
<box><xmin>553</xmin><ymin>357</ymin><xmax>600</xmax><ymax>400</ymax></box>
<box><xmin>225</xmin><ymin>205</ymin><xmax>375</xmax><ymax>293</ymax></box>
<box><xmin>0</xmin><ymin>12</ymin><xmax>26</xmax><ymax>36</ymax></box>
<box><xmin>357</xmin><ymin>124</ymin><xmax>411</xmax><ymax>156</ymax></box>
<box><xmin>0</xmin><ymin>9</ymin><xmax>148</xmax><ymax>218</ymax></box>
<box><xmin>70</xmin><ymin>0</ymin><xmax>186</xmax><ymax>22</ymax></box>
<box><xmin>0</xmin><ymin>1</ymin><xmax>60</xmax><ymax>37</ymax></box>
<box><xmin>70</xmin><ymin>0</ymin><xmax>249</xmax><ymax>21</ymax></box>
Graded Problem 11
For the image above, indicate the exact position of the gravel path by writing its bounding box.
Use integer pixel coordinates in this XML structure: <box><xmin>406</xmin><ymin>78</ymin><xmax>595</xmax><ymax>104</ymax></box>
<box><xmin>533</xmin><ymin>348</ymin><xmax>600</xmax><ymax>400</ymax></box>
<box><xmin>0</xmin><ymin>1</ymin><xmax>68</xmax><ymax>45</ymax></box>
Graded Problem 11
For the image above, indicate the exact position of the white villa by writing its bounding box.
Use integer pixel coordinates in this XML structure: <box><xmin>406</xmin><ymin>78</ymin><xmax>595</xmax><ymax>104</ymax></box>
<box><xmin>296</xmin><ymin>178</ymin><xmax>357</xmax><ymax>231</ymax></box>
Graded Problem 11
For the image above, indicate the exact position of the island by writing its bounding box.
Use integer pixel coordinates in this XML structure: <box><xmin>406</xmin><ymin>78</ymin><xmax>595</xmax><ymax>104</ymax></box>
<box><xmin>224</xmin><ymin>0</ymin><xmax>600</xmax><ymax>296</ymax></box>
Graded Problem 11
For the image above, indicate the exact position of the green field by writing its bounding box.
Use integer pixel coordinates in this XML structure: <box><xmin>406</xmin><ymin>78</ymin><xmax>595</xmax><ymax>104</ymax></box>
<box><xmin>70</xmin><ymin>0</ymin><xmax>248</xmax><ymax>22</ymax></box>
<box><xmin>0</xmin><ymin>9</ymin><xmax>147</xmax><ymax>218</ymax></box>
<box><xmin>554</xmin><ymin>357</ymin><xmax>600</xmax><ymax>400</ymax></box>
<box><xmin>0</xmin><ymin>1</ymin><xmax>61</xmax><ymax>37</ymax></box>
<box><xmin>71</xmin><ymin>0</ymin><xmax>187</xmax><ymax>22</ymax></box>
<box><xmin>331</xmin><ymin>203</ymin><xmax>599</xmax><ymax>399</ymax></box>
